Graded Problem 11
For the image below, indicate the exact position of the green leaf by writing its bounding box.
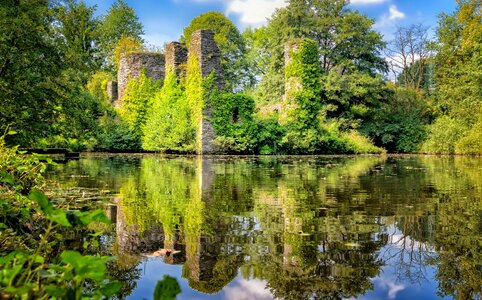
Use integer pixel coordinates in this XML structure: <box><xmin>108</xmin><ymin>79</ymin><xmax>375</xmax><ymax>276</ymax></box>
<box><xmin>6</xmin><ymin>130</ymin><xmax>17</xmax><ymax>136</ymax></box>
<box><xmin>29</xmin><ymin>190</ymin><xmax>53</xmax><ymax>214</ymax></box>
<box><xmin>49</xmin><ymin>210</ymin><xmax>72</xmax><ymax>227</ymax></box>
<box><xmin>78</xmin><ymin>209</ymin><xmax>111</xmax><ymax>225</ymax></box>
<box><xmin>61</xmin><ymin>251</ymin><xmax>82</xmax><ymax>268</ymax></box>
<box><xmin>0</xmin><ymin>172</ymin><xmax>14</xmax><ymax>185</ymax></box>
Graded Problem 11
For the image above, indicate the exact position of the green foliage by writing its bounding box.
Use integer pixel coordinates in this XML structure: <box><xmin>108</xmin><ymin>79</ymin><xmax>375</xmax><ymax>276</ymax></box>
<box><xmin>211</xmin><ymin>93</ymin><xmax>257</xmax><ymax>153</ymax></box>
<box><xmin>185</xmin><ymin>55</ymin><xmax>205</xmax><ymax>152</ymax></box>
<box><xmin>181</xmin><ymin>11</ymin><xmax>253</xmax><ymax>91</ymax></box>
<box><xmin>0</xmin><ymin>0</ymin><xmax>64</xmax><ymax>146</ymax></box>
<box><xmin>252</xmin><ymin>0</ymin><xmax>386</xmax><ymax>103</ymax></box>
<box><xmin>421</xmin><ymin>116</ymin><xmax>466</xmax><ymax>154</ymax></box>
<box><xmin>322</xmin><ymin>70</ymin><xmax>388</xmax><ymax>129</ymax></box>
<box><xmin>118</xmin><ymin>71</ymin><xmax>160</xmax><ymax>138</ymax></box>
<box><xmin>455</xmin><ymin>109</ymin><xmax>482</xmax><ymax>155</ymax></box>
<box><xmin>87</xmin><ymin>71</ymin><xmax>115</xmax><ymax>103</ymax></box>
<box><xmin>142</xmin><ymin>71</ymin><xmax>196</xmax><ymax>152</ymax></box>
<box><xmin>0</xmin><ymin>135</ymin><xmax>120</xmax><ymax>299</ymax></box>
<box><xmin>54</xmin><ymin>0</ymin><xmax>100</xmax><ymax>78</ymax></box>
<box><xmin>97</xmin><ymin>0</ymin><xmax>144</xmax><ymax>70</ymax></box>
<box><xmin>255</xmin><ymin>117</ymin><xmax>286</xmax><ymax>155</ymax></box>
<box><xmin>361</xmin><ymin>86</ymin><xmax>431</xmax><ymax>153</ymax></box>
<box><xmin>153</xmin><ymin>275</ymin><xmax>182</xmax><ymax>300</ymax></box>
<box><xmin>424</xmin><ymin>0</ymin><xmax>482</xmax><ymax>154</ymax></box>
<box><xmin>282</xmin><ymin>39</ymin><xmax>322</xmax><ymax>153</ymax></box>
<box><xmin>96</xmin><ymin>114</ymin><xmax>142</xmax><ymax>151</ymax></box>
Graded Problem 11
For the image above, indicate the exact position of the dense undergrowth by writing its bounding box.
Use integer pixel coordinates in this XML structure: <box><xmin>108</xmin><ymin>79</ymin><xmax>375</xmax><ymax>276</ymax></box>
<box><xmin>0</xmin><ymin>131</ymin><xmax>121</xmax><ymax>299</ymax></box>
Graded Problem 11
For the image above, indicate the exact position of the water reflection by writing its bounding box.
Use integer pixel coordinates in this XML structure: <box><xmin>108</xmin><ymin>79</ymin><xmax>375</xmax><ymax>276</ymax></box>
<box><xmin>46</xmin><ymin>155</ymin><xmax>482</xmax><ymax>300</ymax></box>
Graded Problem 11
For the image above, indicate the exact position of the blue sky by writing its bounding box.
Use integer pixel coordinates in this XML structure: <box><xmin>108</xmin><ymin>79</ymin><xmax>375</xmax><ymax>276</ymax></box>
<box><xmin>84</xmin><ymin>0</ymin><xmax>457</xmax><ymax>47</ymax></box>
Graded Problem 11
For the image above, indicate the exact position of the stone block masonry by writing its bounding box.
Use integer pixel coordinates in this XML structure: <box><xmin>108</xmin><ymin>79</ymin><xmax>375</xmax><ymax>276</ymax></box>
<box><xmin>280</xmin><ymin>41</ymin><xmax>302</xmax><ymax>125</ymax></box>
<box><xmin>117</xmin><ymin>52</ymin><xmax>165</xmax><ymax>100</ymax></box>
<box><xmin>111</xmin><ymin>30</ymin><xmax>226</xmax><ymax>154</ymax></box>
<box><xmin>106</xmin><ymin>81</ymin><xmax>118</xmax><ymax>103</ymax></box>
<box><xmin>189</xmin><ymin>30</ymin><xmax>224</xmax><ymax>90</ymax></box>
<box><xmin>165</xmin><ymin>41</ymin><xmax>188</xmax><ymax>78</ymax></box>
<box><xmin>189</xmin><ymin>30</ymin><xmax>225</xmax><ymax>154</ymax></box>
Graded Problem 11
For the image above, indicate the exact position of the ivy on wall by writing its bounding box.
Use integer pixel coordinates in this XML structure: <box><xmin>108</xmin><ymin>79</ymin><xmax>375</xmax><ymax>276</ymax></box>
<box><xmin>142</xmin><ymin>70</ymin><xmax>196</xmax><ymax>152</ymax></box>
<box><xmin>117</xmin><ymin>70</ymin><xmax>160</xmax><ymax>138</ymax></box>
<box><xmin>282</xmin><ymin>39</ymin><xmax>323</xmax><ymax>153</ymax></box>
<box><xmin>211</xmin><ymin>93</ymin><xmax>258</xmax><ymax>153</ymax></box>
<box><xmin>185</xmin><ymin>55</ymin><xmax>204</xmax><ymax>152</ymax></box>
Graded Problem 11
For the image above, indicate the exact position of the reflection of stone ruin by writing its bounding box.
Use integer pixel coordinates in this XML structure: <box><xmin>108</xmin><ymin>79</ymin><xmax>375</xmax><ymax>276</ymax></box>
<box><xmin>107</xmin><ymin>29</ymin><xmax>224</xmax><ymax>154</ymax></box>
<box><xmin>109</xmin><ymin>197</ymin><xmax>186</xmax><ymax>265</ymax></box>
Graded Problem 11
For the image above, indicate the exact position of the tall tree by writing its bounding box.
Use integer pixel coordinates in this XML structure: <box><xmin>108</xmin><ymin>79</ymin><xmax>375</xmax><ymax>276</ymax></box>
<box><xmin>386</xmin><ymin>24</ymin><xmax>432</xmax><ymax>91</ymax></box>
<box><xmin>0</xmin><ymin>0</ymin><xmax>65</xmax><ymax>145</ymax></box>
<box><xmin>55</xmin><ymin>0</ymin><xmax>100</xmax><ymax>79</ymax></box>
<box><xmin>97</xmin><ymin>0</ymin><xmax>144</xmax><ymax>70</ymax></box>
<box><xmin>252</xmin><ymin>0</ymin><xmax>386</xmax><ymax>104</ymax></box>
<box><xmin>422</xmin><ymin>0</ymin><xmax>482</xmax><ymax>154</ymax></box>
<box><xmin>181</xmin><ymin>12</ymin><xmax>254</xmax><ymax>92</ymax></box>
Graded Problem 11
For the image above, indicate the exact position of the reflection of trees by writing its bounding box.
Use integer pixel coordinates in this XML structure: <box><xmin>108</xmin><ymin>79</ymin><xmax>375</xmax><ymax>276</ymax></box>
<box><xmin>115</xmin><ymin>155</ymin><xmax>390</xmax><ymax>298</ymax></box>
<box><xmin>48</xmin><ymin>155</ymin><xmax>482</xmax><ymax>299</ymax></box>
<box><xmin>245</xmin><ymin>157</ymin><xmax>387</xmax><ymax>299</ymax></box>
<box><xmin>423</xmin><ymin>157</ymin><xmax>482</xmax><ymax>300</ymax></box>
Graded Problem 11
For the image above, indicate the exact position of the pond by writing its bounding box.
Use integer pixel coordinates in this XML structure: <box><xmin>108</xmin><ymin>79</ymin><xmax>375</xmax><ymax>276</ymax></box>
<box><xmin>45</xmin><ymin>155</ymin><xmax>482</xmax><ymax>300</ymax></box>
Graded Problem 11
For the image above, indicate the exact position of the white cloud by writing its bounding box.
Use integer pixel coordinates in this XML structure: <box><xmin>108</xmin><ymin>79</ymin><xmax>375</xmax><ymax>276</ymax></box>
<box><xmin>223</xmin><ymin>278</ymin><xmax>276</xmax><ymax>300</ymax></box>
<box><xmin>375</xmin><ymin>4</ymin><xmax>406</xmax><ymax>29</ymax></box>
<box><xmin>374</xmin><ymin>277</ymin><xmax>406</xmax><ymax>299</ymax></box>
<box><xmin>350</xmin><ymin>0</ymin><xmax>386</xmax><ymax>4</ymax></box>
<box><xmin>388</xmin><ymin>5</ymin><xmax>405</xmax><ymax>21</ymax></box>
<box><xmin>225</xmin><ymin>0</ymin><xmax>287</xmax><ymax>26</ymax></box>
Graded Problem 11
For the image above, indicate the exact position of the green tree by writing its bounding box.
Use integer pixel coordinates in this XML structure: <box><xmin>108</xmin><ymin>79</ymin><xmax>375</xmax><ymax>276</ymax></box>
<box><xmin>361</xmin><ymin>85</ymin><xmax>430</xmax><ymax>152</ymax></box>
<box><xmin>181</xmin><ymin>12</ymin><xmax>253</xmax><ymax>91</ymax></box>
<box><xmin>97</xmin><ymin>0</ymin><xmax>144</xmax><ymax>69</ymax></box>
<box><xmin>252</xmin><ymin>0</ymin><xmax>386</xmax><ymax>104</ymax></box>
<box><xmin>142</xmin><ymin>71</ymin><xmax>196</xmax><ymax>152</ymax></box>
<box><xmin>118</xmin><ymin>71</ymin><xmax>160</xmax><ymax>139</ymax></box>
<box><xmin>422</xmin><ymin>0</ymin><xmax>482</xmax><ymax>154</ymax></box>
<box><xmin>55</xmin><ymin>0</ymin><xmax>100</xmax><ymax>79</ymax></box>
<box><xmin>0</xmin><ymin>0</ymin><xmax>65</xmax><ymax>146</ymax></box>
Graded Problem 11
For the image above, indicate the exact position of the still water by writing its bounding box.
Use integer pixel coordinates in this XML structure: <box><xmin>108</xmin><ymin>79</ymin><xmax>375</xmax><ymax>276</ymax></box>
<box><xmin>46</xmin><ymin>155</ymin><xmax>482</xmax><ymax>300</ymax></box>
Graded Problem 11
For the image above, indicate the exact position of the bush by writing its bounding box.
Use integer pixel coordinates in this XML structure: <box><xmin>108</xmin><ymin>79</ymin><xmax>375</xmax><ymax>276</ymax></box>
<box><xmin>96</xmin><ymin>114</ymin><xmax>141</xmax><ymax>151</ymax></box>
<box><xmin>361</xmin><ymin>86</ymin><xmax>430</xmax><ymax>153</ymax></box>
<box><xmin>142</xmin><ymin>72</ymin><xmax>196</xmax><ymax>152</ymax></box>
<box><xmin>455</xmin><ymin>109</ymin><xmax>482</xmax><ymax>155</ymax></box>
<box><xmin>421</xmin><ymin>116</ymin><xmax>466</xmax><ymax>154</ymax></box>
<box><xmin>117</xmin><ymin>71</ymin><xmax>160</xmax><ymax>138</ymax></box>
<box><xmin>0</xmin><ymin>133</ymin><xmax>120</xmax><ymax>299</ymax></box>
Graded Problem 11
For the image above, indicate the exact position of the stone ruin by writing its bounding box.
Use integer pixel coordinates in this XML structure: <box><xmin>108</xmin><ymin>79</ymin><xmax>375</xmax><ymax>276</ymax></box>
<box><xmin>108</xmin><ymin>29</ymin><xmax>224</xmax><ymax>154</ymax></box>
<box><xmin>115</xmin><ymin>52</ymin><xmax>165</xmax><ymax>105</ymax></box>
<box><xmin>280</xmin><ymin>41</ymin><xmax>302</xmax><ymax>126</ymax></box>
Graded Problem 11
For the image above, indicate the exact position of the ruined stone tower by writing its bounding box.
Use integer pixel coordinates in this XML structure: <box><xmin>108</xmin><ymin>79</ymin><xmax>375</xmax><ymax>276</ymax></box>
<box><xmin>280</xmin><ymin>41</ymin><xmax>303</xmax><ymax>125</ymax></box>
<box><xmin>165</xmin><ymin>41</ymin><xmax>188</xmax><ymax>78</ymax></box>
<box><xmin>189</xmin><ymin>30</ymin><xmax>225</xmax><ymax>154</ymax></box>
<box><xmin>117</xmin><ymin>52</ymin><xmax>165</xmax><ymax>102</ymax></box>
<box><xmin>109</xmin><ymin>30</ymin><xmax>225</xmax><ymax>154</ymax></box>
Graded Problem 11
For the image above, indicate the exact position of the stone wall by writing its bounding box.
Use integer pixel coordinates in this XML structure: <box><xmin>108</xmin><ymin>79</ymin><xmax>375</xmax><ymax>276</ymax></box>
<box><xmin>280</xmin><ymin>41</ymin><xmax>303</xmax><ymax>125</ymax></box>
<box><xmin>165</xmin><ymin>41</ymin><xmax>188</xmax><ymax>78</ymax></box>
<box><xmin>117</xmin><ymin>52</ymin><xmax>165</xmax><ymax>100</ymax></box>
<box><xmin>189</xmin><ymin>30</ymin><xmax>225</xmax><ymax>154</ymax></box>
<box><xmin>111</xmin><ymin>30</ymin><xmax>226</xmax><ymax>154</ymax></box>
<box><xmin>189</xmin><ymin>30</ymin><xmax>224</xmax><ymax>89</ymax></box>
<box><xmin>106</xmin><ymin>81</ymin><xmax>118</xmax><ymax>103</ymax></box>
